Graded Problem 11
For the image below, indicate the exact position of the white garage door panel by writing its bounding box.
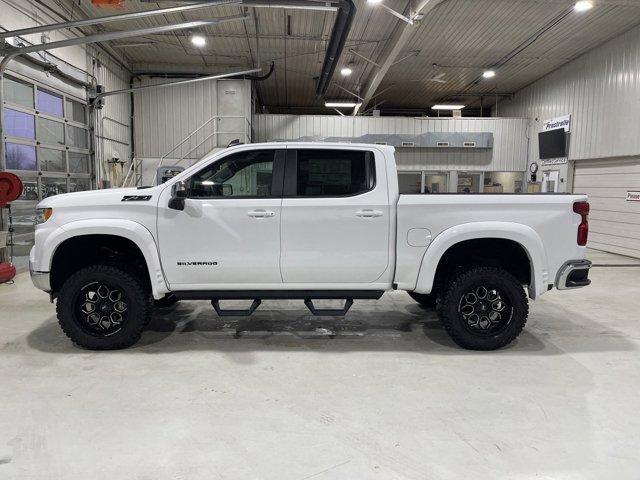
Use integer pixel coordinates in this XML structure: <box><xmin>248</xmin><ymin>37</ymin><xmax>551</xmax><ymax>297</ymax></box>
<box><xmin>573</xmin><ymin>157</ymin><xmax>640</xmax><ymax>258</ymax></box>
<box><xmin>573</xmin><ymin>173</ymin><xmax>640</xmax><ymax>188</ymax></box>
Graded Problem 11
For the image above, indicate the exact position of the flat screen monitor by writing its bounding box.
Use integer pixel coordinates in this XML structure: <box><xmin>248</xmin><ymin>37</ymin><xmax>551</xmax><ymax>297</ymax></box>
<box><xmin>538</xmin><ymin>129</ymin><xmax>567</xmax><ymax>159</ymax></box>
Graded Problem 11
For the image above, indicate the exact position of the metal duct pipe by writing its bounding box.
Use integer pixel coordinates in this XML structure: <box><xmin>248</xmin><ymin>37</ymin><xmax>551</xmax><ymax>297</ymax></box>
<box><xmin>0</xmin><ymin>1</ymin><xmax>239</xmax><ymax>40</ymax></box>
<box><xmin>140</xmin><ymin>0</ymin><xmax>338</xmax><ymax>12</ymax></box>
<box><xmin>314</xmin><ymin>0</ymin><xmax>355</xmax><ymax>97</ymax></box>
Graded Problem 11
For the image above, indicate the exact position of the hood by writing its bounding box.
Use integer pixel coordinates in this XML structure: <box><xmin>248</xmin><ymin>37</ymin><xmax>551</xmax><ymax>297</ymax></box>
<box><xmin>38</xmin><ymin>186</ymin><xmax>163</xmax><ymax>209</ymax></box>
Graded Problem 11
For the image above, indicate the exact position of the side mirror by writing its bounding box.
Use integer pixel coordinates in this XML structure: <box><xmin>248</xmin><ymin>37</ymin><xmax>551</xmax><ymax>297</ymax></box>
<box><xmin>168</xmin><ymin>181</ymin><xmax>187</xmax><ymax>211</ymax></box>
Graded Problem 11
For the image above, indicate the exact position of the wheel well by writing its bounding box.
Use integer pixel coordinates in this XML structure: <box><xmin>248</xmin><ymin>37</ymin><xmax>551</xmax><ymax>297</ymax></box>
<box><xmin>50</xmin><ymin>235</ymin><xmax>151</xmax><ymax>295</ymax></box>
<box><xmin>432</xmin><ymin>238</ymin><xmax>531</xmax><ymax>293</ymax></box>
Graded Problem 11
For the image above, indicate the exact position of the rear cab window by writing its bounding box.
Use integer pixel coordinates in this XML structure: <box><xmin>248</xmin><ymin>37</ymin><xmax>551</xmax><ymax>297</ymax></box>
<box><xmin>286</xmin><ymin>149</ymin><xmax>376</xmax><ymax>197</ymax></box>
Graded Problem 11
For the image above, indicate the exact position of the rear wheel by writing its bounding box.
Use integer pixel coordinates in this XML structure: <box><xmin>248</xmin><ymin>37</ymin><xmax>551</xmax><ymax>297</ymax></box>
<box><xmin>56</xmin><ymin>265</ymin><xmax>151</xmax><ymax>350</ymax></box>
<box><xmin>440</xmin><ymin>267</ymin><xmax>528</xmax><ymax>350</ymax></box>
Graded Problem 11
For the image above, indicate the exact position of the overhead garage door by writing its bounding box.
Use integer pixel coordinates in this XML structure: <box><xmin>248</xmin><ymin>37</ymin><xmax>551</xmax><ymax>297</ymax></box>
<box><xmin>573</xmin><ymin>157</ymin><xmax>640</xmax><ymax>258</ymax></box>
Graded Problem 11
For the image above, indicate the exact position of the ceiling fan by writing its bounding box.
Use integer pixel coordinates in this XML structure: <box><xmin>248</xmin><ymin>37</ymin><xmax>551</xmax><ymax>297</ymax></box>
<box><xmin>427</xmin><ymin>72</ymin><xmax>447</xmax><ymax>84</ymax></box>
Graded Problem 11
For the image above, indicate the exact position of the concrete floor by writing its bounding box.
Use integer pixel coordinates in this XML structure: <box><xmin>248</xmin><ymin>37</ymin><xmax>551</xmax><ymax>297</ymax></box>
<box><xmin>1</xmin><ymin>250</ymin><xmax>639</xmax><ymax>479</ymax></box>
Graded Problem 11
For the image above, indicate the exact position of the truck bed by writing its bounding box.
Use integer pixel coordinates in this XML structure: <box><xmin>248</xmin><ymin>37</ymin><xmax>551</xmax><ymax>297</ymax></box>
<box><xmin>394</xmin><ymin>193</ymin><xmax>588</xmax><ymax>297</ymax></box>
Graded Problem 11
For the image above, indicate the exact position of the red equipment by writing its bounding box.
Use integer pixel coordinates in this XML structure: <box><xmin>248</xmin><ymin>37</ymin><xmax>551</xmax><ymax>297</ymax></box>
<box><xmin>0</xmin><ymin>172</ymin><xmax>23</xmax><ymax>208</ymax></box>
<box><xmin>0</xmin><ymin>172</ymin><xmax>23</xmax><ymax>284</ymax></box>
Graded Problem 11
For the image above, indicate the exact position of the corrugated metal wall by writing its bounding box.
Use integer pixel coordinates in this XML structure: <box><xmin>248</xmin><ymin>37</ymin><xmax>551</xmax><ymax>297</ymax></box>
<box><xmin>133</xmin><ymin>78</ymin><xmax>252</xmax><ymax>159</ymax></box>
<box><xmin>254</xmin><ymin>115</ymin><xmax>529</xmax><ymax>171</ymax></box>
<box><xmin>499</xmin><ymin>23</ymin><xmax>640</xmax><ymax>161</ymax></box>
<box><xmin>94</xmin><ymin>53</ymin><xmax>132</xmax><ymax>186</ymax></box>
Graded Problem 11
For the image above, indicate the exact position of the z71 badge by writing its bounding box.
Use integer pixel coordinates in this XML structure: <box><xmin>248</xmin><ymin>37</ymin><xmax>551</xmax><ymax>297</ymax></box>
<box><xmin>121</xmin><ymin>195</ymin><xmax>152</xmax><ymax>202</ymax></box>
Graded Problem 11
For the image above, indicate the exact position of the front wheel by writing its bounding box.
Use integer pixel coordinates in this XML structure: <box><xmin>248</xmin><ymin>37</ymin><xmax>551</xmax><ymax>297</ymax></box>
<box><xmin>440</xmin><ymin>267</ymin><xmax>528</xmax><ymax>350</ymax></box>
<box><xmin>56</xmin><ymin>265</ymin><xmax>151</xmax><ymax>350</ymax></box>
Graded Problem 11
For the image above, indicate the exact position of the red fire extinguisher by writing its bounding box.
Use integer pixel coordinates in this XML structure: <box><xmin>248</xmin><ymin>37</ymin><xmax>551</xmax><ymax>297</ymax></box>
<box><xmin>0</xmin><ymin>172</ymin><xmax>23</xmax><ymax>284</ymax></box>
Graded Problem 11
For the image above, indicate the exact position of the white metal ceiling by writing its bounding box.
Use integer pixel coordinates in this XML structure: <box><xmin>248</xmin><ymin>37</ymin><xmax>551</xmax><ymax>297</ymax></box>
<box><xmin>56</xmin><ymin>0</ymin><xmax>640</xmax><ymax>113</ymax></box>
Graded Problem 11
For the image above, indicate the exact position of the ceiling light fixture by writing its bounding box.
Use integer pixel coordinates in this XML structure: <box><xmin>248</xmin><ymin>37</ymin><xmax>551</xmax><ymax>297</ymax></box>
<box><xmin>574</xmin><ymin>1</ymin><xmax>593</xmax><ymax>12</ymax></box>
<box><xmin>367</xmin><ymin>0</ymin><xmax>383</xmax><ymax>4</ymax></box>
<box><xmin>482</xmin><ymin>70</ymin><xmax>496</xmax><ymax>79</ymax></box>
<box><xmin>191</xmin><ymin>34</ymin><xmax>206</xmax><ymax>47</ymax></box>
<box><xmin>325</xmin><ymin>101</ymin><xmax>359</xmax><ymax>108</ymax></box>
<box><xmin>340</xmin><ymin>67</ymin><xmax>353</xmax><ymax>76</ymax></box>
<box><xmin>432</xmin><ymin>104</ymin><xmax>465</xmax><ymax>110</ymax></box>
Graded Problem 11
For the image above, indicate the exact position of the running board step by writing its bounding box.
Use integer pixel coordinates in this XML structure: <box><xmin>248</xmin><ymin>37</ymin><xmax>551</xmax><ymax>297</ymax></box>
<box><xmin>304</xmin><ymin>298</ymin><xmax>353</xmax><ymax>316</ymax></box>
<box><xmin>211</xmin><ymin>299</ymin><xmax>261</xmax><ymax>317</ymax></box>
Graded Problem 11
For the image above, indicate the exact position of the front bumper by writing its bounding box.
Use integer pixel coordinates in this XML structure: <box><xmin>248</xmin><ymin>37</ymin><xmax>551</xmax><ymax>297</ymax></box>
<box><xmin>29</xmin><ymin>251</ymin><xmax>51</xmax><ymax>292</ymax></box>
<box><xmin>555</xmin><ymin>259</ymin><xmax>592</xmax><ymax>290</ymax></box>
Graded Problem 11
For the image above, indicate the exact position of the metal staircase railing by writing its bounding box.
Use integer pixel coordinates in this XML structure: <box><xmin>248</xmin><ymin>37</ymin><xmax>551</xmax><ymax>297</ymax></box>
<box><xmin>122</xmin><ymin>115</ymin><xmax>251</xmax><ymax>187</ymax></box>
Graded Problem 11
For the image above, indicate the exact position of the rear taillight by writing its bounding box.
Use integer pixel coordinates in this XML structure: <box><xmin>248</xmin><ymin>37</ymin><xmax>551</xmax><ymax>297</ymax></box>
<box><xmin>573</xmin><ymin>201</ymin><xmax>590</xmax><ymax>246</ymax></box>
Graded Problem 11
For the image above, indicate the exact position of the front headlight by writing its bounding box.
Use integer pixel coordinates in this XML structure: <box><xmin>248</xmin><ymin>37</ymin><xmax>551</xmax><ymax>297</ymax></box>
<box><xmin>35</xmin><ymin>208</ymin><xmax>53</xmax><ymax>225</ymax></box>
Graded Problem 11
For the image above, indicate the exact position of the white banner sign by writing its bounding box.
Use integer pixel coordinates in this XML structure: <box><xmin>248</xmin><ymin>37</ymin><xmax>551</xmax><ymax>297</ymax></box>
<box><xmin>543</xmin><ymin>114</ymin><xmax>571</xmax><ymax>132</ymax></box>
<box><xmin>627</xmin><ymin>191</ymin><xmax>640</xmax><ymax>202</ymax></box>
<box><xmin>541</xmin><ymin>158</ymin><xmax>568</xmax><ymax>166</ymax></box>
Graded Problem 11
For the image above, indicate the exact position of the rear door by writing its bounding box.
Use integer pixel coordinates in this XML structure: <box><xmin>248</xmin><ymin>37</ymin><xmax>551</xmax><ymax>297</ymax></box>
<box><xmin>280</xmin><ymin>147</ymin><xmax>390</xmax><ymax>284</ymax></box>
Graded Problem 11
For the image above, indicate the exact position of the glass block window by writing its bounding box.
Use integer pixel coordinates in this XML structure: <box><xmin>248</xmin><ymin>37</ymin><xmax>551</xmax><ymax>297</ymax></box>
<box><xmin>37</xmin><ymin>89</ymin><xmax>64</xmax><ymax>117</ymax></box>
<box><xmin>39</xmin><ymin>148</ymin><xmax>66</xmax><ymax>172</ymax></box>
<box><xmin>4</xmin><ymin>109</ymin><xmax>35</xmax><ymax>139</ymax></box>
<box><xmin>5</xmin><ymin>143</ymin><xmax>37</xmax><ymax>170</ymax></box>
<box><xmin>66</xmin><ymin>125</ymin><xmax>88</xmax><ymax>149</ymax></box>
<box><xmin>68</xmin><ymin>152</ymin><xmax>91</xmax><ymax>173</ymax></box>
<box><xmin>5</xmin><ymin>76</ymin><xmax>34</xmax><ymax>109</ymax></box>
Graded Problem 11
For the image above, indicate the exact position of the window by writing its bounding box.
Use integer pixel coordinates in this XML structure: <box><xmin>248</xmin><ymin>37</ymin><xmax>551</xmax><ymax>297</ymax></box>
<box><xmin>65</xmin><ymin>98</ymin><xmax>86</xmax><ymax>123</ymax></box>
<box><xmin>484</xmin><ymin>172</ymin><xmax>525</xmax><ymax>193</ymax></box>
<box><xmin>68</xmin><ymin>153</ymin><xmax>91</xmax><ymax>173</ymax></box>
<box><xmin>42</xmin><ymin>177</ymin><xmax>68</xmax><ymax>198</ymax></box>
<box><xmin>4</xmin><ymin>109</ymin><xmax>35</xmax><ymax>139</ymax></box>
<box><xmin>5</xmin><ymin>76</ymin><xmax>34</xmax><ymax>108</ymax></box>
<box><xmin>37</xmin><ymin>117</ymin><xmax>65</xmax><ymax>146</ymax></box>
<box><xmin>66</xmin><ymin>125</ymin><xmax>89</xmax><ymax>149</ymax></box>
<box><xmin>190</xmin><ymin>150</ymin><xmax>275</xmax><ymax>198</ymax></box>
<box><xmin>5</xmin><ymin>143</ymin><xmax>37</xmax><ymax>171</ymax></box>
<box><xmin>39</xmin><ymin>148</ymin><xmax>66</xmax><ymax>172</ymax></box>
<box><xmin>295</xmin><ymin>150</ymin><xmax>375</xmax><ymax>197</ymax></box>
<box><xmin>37</xmin><ymin>89</ymin><xmax>64</xmax><ymax>117</ymax></box>
<box><xmin>398</xmin><ymin>172</ymin><xmax>422</xmax><ymax>194</ymax></box>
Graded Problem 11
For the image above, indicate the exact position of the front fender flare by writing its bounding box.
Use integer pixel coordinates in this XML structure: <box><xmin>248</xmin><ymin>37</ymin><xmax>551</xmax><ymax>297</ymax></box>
<box><xmin>413</xmin><ymin>222</ymin><xmax>548</xmax><ymax>299</ymax></box>
<box><xmin>44</xmin><ymin>219</ymin><xmax>170</xmax><ymax>299</ymax></box>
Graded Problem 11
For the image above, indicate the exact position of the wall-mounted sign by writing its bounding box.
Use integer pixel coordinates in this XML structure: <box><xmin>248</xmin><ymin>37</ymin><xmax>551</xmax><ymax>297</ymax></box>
<box><xmin>541</xmin><ymin>158</ymin><xmax>568</xmax><ymax>166</ymax></box>
<box><xmin>543</xmin><ymin>114</ymin><xmax>571</xmax><ymax>132</ymax></box>
<box><xmin>627</xmin><ymin>191</ymin><xmax>640</xmax><ymax>202</ymax></box>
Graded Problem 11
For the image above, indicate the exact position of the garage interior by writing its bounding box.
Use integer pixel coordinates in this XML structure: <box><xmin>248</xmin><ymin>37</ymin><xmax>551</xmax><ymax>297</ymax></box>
<box><xmin>1</xmin><ymin>0</ymin><xmax>640</xmax><ymax>478</ymax></box>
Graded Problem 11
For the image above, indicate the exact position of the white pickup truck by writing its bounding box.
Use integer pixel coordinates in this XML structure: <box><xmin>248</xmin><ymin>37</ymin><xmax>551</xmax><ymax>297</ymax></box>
<box><xmin>30</xmin><ymin>142</ymin><xmax>591</xmax><ymax>351</ymax></box>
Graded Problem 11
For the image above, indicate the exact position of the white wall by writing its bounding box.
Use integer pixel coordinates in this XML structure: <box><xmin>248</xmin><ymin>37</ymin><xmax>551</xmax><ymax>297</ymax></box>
<box><xmin>499</xmin><ymin>23</ymin><xmax>640</xmax><ymax>163</ymax></box>
<box><xmin>133</xmin><ymin>78</ymin><xmax>252</xmax><ymax>159</ymax></box>
<box><xmin>254</xmin><ymin>115</ymin><xmax>529</xmax><ymax>173</ymax></box>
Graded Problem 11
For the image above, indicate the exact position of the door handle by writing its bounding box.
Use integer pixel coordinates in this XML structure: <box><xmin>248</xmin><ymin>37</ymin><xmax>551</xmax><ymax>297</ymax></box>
<box><xmin>356</xmin><ymin>209</ymin><xmax>383</xmax><ymax>218</ymax></box>
<box><xmin>248</xmin><ymin>209</ymin><xmax>275</xmax><ymax>218</ymax></box>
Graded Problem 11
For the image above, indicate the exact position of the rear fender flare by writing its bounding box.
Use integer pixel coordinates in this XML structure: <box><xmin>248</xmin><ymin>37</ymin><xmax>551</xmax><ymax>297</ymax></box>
<box><xmin>413</xmin><ymin>222</ymin><xmax>548</xmax><ymax>299</ymax></box>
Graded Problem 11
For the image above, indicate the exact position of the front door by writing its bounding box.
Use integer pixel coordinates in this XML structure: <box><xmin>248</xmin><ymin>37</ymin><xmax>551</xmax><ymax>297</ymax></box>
<box><xmin>157</xmin><ymin>149</ymin><xmax>284</xmax><ymax>288</ymax></box>
<box><xmin>542</xmin><ymin>170</ymin><xmax>560</xmax><ymax>192</ymax></box>
<box><xmin>280</xmin><ymin>147</ymin><xmax>390</xmax><ymax>284</ymax></box>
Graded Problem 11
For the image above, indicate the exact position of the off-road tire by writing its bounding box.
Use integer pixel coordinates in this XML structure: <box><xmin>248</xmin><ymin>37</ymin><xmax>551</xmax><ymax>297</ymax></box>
<box><xmin>56</xmin><ymin>265</ymin><xmax>151</xmax><ymax>350</ymax></box>
<box><xmin>440</xmin><ymin>267</ymin><xmax>528</xmax><ymax>350</ymax></box>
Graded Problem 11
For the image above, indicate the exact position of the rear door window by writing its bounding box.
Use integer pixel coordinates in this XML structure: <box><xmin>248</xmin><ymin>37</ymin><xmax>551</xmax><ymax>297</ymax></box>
<box><xmin>293</xmin><ymin>149</ymin><xmax>375</xmax><ymax>197</ymax></box>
